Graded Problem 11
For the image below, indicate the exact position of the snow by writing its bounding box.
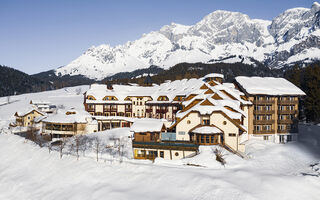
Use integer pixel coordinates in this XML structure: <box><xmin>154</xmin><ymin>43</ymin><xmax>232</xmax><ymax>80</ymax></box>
<box><xmin>191</xmin><ymin>126</ymin><xmax>222</xmax><ymax>134</ymax></box>
<box><xmin>86</xmin><ymin>78</ymin><xmax>205</xmax><ymax>102</ymax></box>
<box><xmin>15</xmin><ymin>106</ymin><xmax>46</xmax><ymax>117</ymax></box>
<box><xmin>43</xmin><ymin>109</ymin><xmax>91</xmax><ymax>124</ymax></box>
<box><xmin>0</xmin><ymin>87</ymin><xmax>320</xmax><ymax>199</ymax></box>
<box><xmin>54</xmin><ymin>3</ymin><xmax>320</xmax><ymax>80</ymax></box>
<box><xmin>204</xmin><ymin>73</ymin><xmax>224</xmax><ymax>79</ymax></box>
<box><xmin>130</xmin><ymin>118</ymin><xmax>165</xmax><ymax>132</ymax></box>
<box><xmin>235</xmin><ymin>76</ymin><xmax>306</xmax><ymax>95</ymax></box>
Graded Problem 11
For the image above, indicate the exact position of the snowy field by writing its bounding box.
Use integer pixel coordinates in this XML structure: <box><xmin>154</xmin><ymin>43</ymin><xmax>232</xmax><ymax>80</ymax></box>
<box><xmin>0</xmin><ymin>86</ymin><xmax>320</xmax><ymax>200</ymax></box>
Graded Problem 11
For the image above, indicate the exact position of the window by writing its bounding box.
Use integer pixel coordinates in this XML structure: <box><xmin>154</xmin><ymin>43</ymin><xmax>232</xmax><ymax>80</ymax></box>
<box><xmin>201</xmin><ymin>135</ymin><xmax>204</xmax><ymax>143</ymax></box>
<box><xmin>187</xmin><ymin>120</ymin><xmax>191</xmax><ymax>124</ymax></box>
<box><xmin>210</xmin><ymin>136</ymin><xmax>214</xmax><ymax>143</ymax></box>
<box><xmin>202</xmin><ymin>119</ymin><xmax>210</xmax><ymax>125</ymax></box>
<box><xmin>160</xmin><ymin>151</ymin><xmax>164</xmax><ymax>158</ymax></box>
<box><xmin>229</xmin><ymin>133</ymin><xmax>236</xmax><ymax>137</ymax></box>
<box><xmin>178</xmin><ymin>131</ymin><xmax>185</xmax><ymax>135</ymax></box>
<box><xmin>263</xmin><ymin>136</ymin><xmax>269</xmax><ymax>141</ymax></box>
<box><xmin>287</xmin><ymin>135</ymin><xmax>292</xmax><ymax>142</ymax></box>
<box><xmin>175</xmin><ymin>152</ymin><xmax>179</xmax><ymax>156</ymax></box>
<box><xmin>206</xmin><ymin>136</ymin><xmax>210</xmax><ymax>143</ymax></box>
<box><xmin>223</xmin><ymin>121</ymin><xmax>227</xmax><ymax>125</ymax></box>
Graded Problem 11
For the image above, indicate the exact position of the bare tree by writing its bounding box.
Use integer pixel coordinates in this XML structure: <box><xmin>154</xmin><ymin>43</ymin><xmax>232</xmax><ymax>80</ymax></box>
<box><xmin>48</xmin><ymin>143</ymin><xmax>52</xmax><ymax>154</ymax></box>
<box><xmin>74</xmin><ymin>135</ymin><xmax>81</xmax><ymax>160</ymax></box>
<box><xmin>213</xmin><ymin>147</ymin><xmax>226</xmax><ymax>166</ymax></box>
<box><xmin>59</xmin><ymin>137</ymin><xmax>67</xmax><ymax>159</ymax></box>
<box><xmin>94</xmin><ymin>137</ymin><xmax>101</xmax><ymax>162</ymax></box>
<box><xmin>79</xmin><ymin>136</ymin><xmax>88</xmax><ymax>157</ymax></box>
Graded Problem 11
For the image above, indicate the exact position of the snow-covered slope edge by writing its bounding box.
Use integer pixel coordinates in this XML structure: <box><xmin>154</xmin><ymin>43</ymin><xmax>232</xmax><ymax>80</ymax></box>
<box><xmin>55</xmin><ymin>2</ymin><xmax>320</xmax><ymax>80</ymax></box>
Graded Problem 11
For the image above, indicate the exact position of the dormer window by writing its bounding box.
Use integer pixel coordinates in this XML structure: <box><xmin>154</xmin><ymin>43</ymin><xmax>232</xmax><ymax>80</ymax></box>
<box><xmin>103</xmin><ymin>96</ymin><xmax>118</xmax><ymax>101</ymax></box>
<box><xmin>87</xmin><ymin>95</ymin><xmax>96</xmax><ymax>100</ymax></box>
<box><xmin>157</xmin><ymin>96</ymin><xmax>169</xmax><ymax>101</ymax></box>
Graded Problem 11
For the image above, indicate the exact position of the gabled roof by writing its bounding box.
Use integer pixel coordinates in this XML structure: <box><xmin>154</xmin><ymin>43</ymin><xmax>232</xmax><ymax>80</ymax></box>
<box><xmin>15</xmin><ymin>107</ymin><xmax>46</xmax><ymax>117</ymax></box>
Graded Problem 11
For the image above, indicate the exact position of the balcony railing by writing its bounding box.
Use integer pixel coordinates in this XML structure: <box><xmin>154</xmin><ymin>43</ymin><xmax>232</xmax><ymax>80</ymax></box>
<box><xmin>278</xmin><ymin>110</ymin><xmax>297</xmax><ymax>114</ymax></box>
<box><xmin>253</xmin><ymin>120</ymin><xmax>275</xmax><ymax>125</ymax></box>
<box><xmin>156</xmin><ymin>109</ymin><xmax>168</xmax><ymax>113</ymax></box>
<box><xmin>277</xmin><ymin>119</ymin><xmax>293</xmax><ymax>124</ymax></box>
<box><xmin>278</xmin><ymin>100</ymin><xmax>298</xmax><ymax>104</ymax></box>
<box><xmin>253</xmin><ymin>130</ymin><xmax>275</xmax><ymax>134</ymax></box>
<box><xmin>253</xmin><ymin>110</ymin><xmax>275</xmax><ymax>114</ymax></box>
<box><xmin>253</xmin><ymin>100</ymin><xmax>275</xmax><ymax>104</ymax></box>
<box><xmin>104</xmin><ymin>108</ymin><xmax>117</xmax><ymax>112</ymax></box>
<box><xmin>146</xmin><ymin>109</ymin><xmax>152</xmax><ymax>113</ymax></box>
<box><xmin>277</xmin><ymin>129</ymin><xmax>298</xmax><ymax>133</ymax></box>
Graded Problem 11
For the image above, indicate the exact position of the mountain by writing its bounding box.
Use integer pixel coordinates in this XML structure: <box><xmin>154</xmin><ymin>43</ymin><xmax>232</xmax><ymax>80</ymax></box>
<box><xmin>0</xmin><ymin>65</ymin><xmax>53</xmax><ymax>97</ymax></box>
<box><xmin>55</xmin><ymin>2</ymin><xmax>320</xmax><ymax>80</ymax></box>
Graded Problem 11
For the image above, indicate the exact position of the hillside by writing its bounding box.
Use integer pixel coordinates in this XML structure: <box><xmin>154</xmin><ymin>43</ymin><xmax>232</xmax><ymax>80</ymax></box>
<box><xmin>0</xmin><ymin>65</ymin><xmax>53</xmax><ymax>97</ymax></box>
<box><xmin>54</xmin><ymin>2</ymin><xmax>320</xmax><ymax>80</ymax></box>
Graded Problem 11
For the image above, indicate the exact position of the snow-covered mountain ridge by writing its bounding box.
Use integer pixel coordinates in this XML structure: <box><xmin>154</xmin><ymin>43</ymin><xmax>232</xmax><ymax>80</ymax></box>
<box><xmin>56</xmin><ymin>2</ymin><xmax>320</xmax><ymax>80</ymax></box>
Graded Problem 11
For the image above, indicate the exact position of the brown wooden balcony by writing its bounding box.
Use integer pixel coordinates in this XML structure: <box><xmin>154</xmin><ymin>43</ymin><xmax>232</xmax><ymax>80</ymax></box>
<box><xmin>253</xmin><ymin>100</ymin><xmax>275</xmax><ymax>104</ymax></box>
<box><xmin>253</xmin><ymin>120</ymin><xmax>275</xmax><ymax>125</ymax></box>
<box><xmin>253</xmin><ymin>110</ymin><xmax>275</xmax><ymax>114</ymax></box>
<box><xmin>278</xmin><ymin>110</ymin><xmax>297</xmax><ymax>114</ymax></box>
<box><xmin>277</xmin><ymin>119</ymin><xmax>293</xmax><ymax>124</ymax></box>
<box><xmin>278</xmin><ymin>100</ymin><xmax>298</xmax><ymax>105</ymax></box>
<box><xmin>156</xmin><ymin>109</ymin><xmax>168</xmax><ymax>113</ymax></box>
<box><xmin>146</xmin><ymin>109</ymin><xmax>152</xmax><ymax>113</ymax></box>
<box><xmin>253</xmin><ymin>130</ymin><xmax>275</xmax><ymax>134</ymax></box>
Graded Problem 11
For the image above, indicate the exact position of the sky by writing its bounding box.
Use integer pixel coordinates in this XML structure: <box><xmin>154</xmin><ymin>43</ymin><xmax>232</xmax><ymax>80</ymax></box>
<box><xmin>0</xmin><ymin>0</ymin><xmax>316</xmax><ymax>74</ymax></box>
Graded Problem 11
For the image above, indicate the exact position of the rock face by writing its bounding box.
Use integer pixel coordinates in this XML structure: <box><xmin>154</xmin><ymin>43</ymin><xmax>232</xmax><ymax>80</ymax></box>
<box><xmin>55</xmin><ymin>2</ymin><xmax>320</xmax><ymax>80</ymax></box>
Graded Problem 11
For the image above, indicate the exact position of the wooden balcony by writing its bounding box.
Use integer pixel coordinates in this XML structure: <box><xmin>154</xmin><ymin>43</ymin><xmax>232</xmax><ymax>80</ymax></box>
<box><xmin>277</xmin><ymin>129</ymin><xmax>298</xmax><ymax>133</ymax></box>
<box><xmin>253</xmin><ymin>100</ymin><xmax>275</xmax><ymax>104</ymax></box>
<box><xmin>253</xmin><ymin>130</ymin><xmax>275</xmax><ymax>134</ymax></box>
<box><xmin>277</xmin><ymin>129</ymin><xmax>289</xmax><ymax>133</ymax></box>
<box><xmin>146</xmin><ymin>109</ymin><xmax>152</xmax><ymax>113</ymax></box>
<box><xmin>278</xmin><ymin>100</ymin><xmax>298</xmax><ymax>105</ymax></box>
<box><xmin>278</xmin><ymin>110</ymin><xmax>297</xmax><ymax>114</ymax></box>
<box><xmin>156</xmin><ymin>109</ymin><xmax>168</xmax><ymax>113</ymax></box>
<box><xmin>253</xmin><ymin>110</ymin><xmax>275</xmax><ymax>114</ymax></box>
<box><xmin>253</xmin><ymin>120</ymin><xmax>275</xmax><ymax>125</ymax></box>
<box><xmin>277</xmin><ymin>119</ymin><xmax>293</xmax><ymax>124</ymax></box>
<box><xmin>104</xmin><ymin>108</ymin><xmax>117</xmax><ymax>112</ymax></box>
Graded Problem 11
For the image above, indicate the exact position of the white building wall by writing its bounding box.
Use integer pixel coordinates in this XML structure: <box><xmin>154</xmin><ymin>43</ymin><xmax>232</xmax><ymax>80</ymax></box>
<box><xmin>209</xmin><ymin>113</ymin><xmax>241</xmax><ymax>152</ymax></box>
<box><xmin>176</xmin><ymin>112</ymin><xmax>201</xmax><ymax>141</ymax></box>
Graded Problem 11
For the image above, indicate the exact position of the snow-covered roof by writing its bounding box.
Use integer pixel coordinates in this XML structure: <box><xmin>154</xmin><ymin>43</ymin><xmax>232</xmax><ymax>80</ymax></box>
<box><xmin>204</xmin><ymin>73</ymin><xmax>224</xmax><ymax>79</ymax></box>
<box><xmin>235</xmin><ymin>76</ymin><xmax>306</xmax><ymax>96</ymax></box>
<box><xmin>191</xmin><ymin>126</ymin><xmax>222</xmax><ymax>134</ymax></box>
<box><xmin>130</xmin><ymin>119</ymin><xmax>165</xmax><ymax>132</ymax></box>
<box><xmin>43</xmin><ymin>109</ymin><xmax>92</xmax><ymax>124</ymax></box>
<box><xmin>85</xmin><ymin>78</ymin><xmax>204</xmax><ymax>103</ymax></box>
<box><xmin>15</xmin><ymin>106</ymin><xmax>46</xmax><ymax>117</ymax></box>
